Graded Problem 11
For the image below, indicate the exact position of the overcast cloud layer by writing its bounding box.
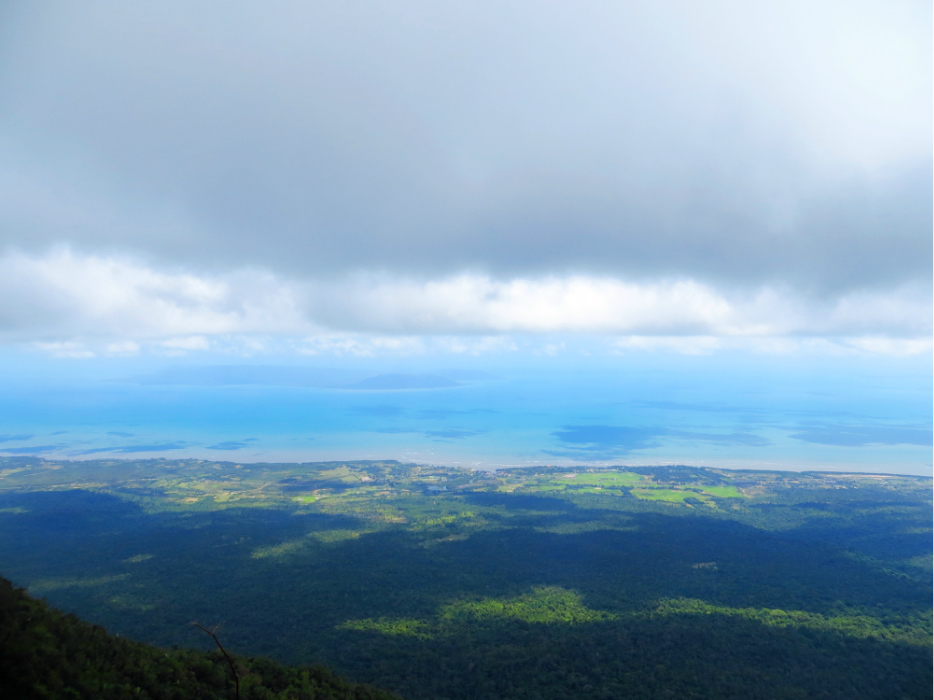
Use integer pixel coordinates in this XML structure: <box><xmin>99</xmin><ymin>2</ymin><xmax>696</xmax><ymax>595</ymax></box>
<box><xmin>0</xmin><ymin>0</ymin><xmax>930</xmax><ymax>348</ymax></box>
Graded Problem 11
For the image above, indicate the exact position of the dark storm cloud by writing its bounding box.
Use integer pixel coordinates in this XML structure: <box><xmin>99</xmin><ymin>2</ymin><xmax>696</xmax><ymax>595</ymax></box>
<box><xmin>0</xmin><ymin>1</ymin><xmax>929</xmax><ymax>297</ymax></box>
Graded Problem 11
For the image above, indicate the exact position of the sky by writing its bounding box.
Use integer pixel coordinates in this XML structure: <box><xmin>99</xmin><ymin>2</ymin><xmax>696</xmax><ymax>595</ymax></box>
<box><xmin>0</xmin><ymin>1</ymin><xmax>930</xmax><ymax>473</ymax></box>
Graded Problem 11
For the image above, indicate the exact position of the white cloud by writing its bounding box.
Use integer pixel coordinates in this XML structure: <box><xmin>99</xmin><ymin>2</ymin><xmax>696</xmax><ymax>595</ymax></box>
<box><xmin>0</xmin><ymin>248</ymin><xmax>310</xmax><ymax>342</ymax></box>
<box><xmin>614</xmin><ymin>335</ymin><xmax>934</xmax><ymax>357</ymax></box>
<box><xmin>314</xmin><ymin>273</ymin><xmax>930</xmax><ymax>338</ymax></box>
<box><xmin>160</xmin><ymin>336</ymin><xmax>211</xmax><ymax>351</ymax></box>
<box><xmin>0</xmin><ymin>250</ymin><xmax>929</xmax><ymax>354</ymax></box>
<box><xmin>105</xmin><ymin>340</ymin><xmax>139</xmax><ymax>356</ymax></box>
<box><xmin>298</xmin><ymin>335</ymin><xmax>427</xmax><ymax>358</ymax></box>
<box><xmin>433</xmin><ymin>336</ymin><xmax>519</xmax><ymax>355</ymax></box>
<box><xmin>34</xmin><ymin>341</ymin><xmax>96</xmax><ymax>358</ymax></box>
<box><xmin>843</xmin><ymin>336</ymin><xmax>934</xmax><ymax>357</ymax></box>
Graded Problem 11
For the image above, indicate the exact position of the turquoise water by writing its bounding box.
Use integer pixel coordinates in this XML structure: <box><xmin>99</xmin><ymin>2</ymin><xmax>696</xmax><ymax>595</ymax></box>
<box><xmin>0</xmin><ymin>348</ymin><xmax>930</xmax><ymax>475</ymax></box>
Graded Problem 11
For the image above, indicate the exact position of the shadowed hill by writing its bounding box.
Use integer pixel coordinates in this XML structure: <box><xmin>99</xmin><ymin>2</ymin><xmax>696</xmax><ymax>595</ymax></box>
<box><xmin>0</xmin><ymin>574</ymin><xmax>400</xmax><ymax>700</ymax></box>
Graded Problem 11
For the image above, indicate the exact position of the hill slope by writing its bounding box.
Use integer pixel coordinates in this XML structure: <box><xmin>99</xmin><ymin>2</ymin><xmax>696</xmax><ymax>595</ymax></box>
<box><xmin>0</xmin><ymin>574</ymin><xmax>399</xmax><ymax>700</ymax></box>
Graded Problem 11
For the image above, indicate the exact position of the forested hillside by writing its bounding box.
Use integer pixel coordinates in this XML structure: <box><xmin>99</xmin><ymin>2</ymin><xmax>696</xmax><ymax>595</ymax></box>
<box><xmin>0</xmin><ymin>574</ymin><xmax>399</xmax><ymax>700</ymax></box>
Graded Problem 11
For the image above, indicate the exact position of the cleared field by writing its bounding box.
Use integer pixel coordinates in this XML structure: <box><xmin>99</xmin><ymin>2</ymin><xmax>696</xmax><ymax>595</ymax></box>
<box><xmin>630</xmin><ymin>487</ymin><xmax>697</xmax><ymax>502</ymax></box>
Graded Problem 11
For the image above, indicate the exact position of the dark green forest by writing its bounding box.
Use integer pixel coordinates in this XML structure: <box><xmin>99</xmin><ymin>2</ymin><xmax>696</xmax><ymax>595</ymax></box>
<box><xmin>0</xmin><ymin>574</ymin><xmax>398</xmax><ymax>699</ymax></box>
<box><xmin>0</xmin><ymin>458</ymin><xmax>930</xmax><ymax>699</ymax></box>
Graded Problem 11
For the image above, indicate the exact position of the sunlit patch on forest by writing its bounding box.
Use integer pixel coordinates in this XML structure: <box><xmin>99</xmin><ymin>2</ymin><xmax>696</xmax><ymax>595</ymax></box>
<box><xmin>29</xmin><ymin>574</ymin><xmax>130</xmax><ymax>594</ymax></box>
<box><xmin>339</xmin><ymin>587</ymin><xmax>928</xmax><ymax>646</ymax></box>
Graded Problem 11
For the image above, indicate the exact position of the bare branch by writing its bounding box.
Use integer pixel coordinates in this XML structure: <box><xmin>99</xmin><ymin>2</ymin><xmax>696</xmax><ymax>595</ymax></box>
<box><xmin>192</xmin><ymin>621</ymin><xmax>240</xmax><ymax>700</ymax></box>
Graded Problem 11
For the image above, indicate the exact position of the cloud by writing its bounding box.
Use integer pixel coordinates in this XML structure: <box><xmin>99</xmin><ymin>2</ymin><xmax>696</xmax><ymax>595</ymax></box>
<box><xmin>843</xmin><ymin>337</ymin><xmax>934</xmax><ymax>357</ymax></box>
<box><xmin>33</xmin><ymin>341</ymin><xmax>96</xmax><ymax>359</ymax></box>
<box><xmin>298</xmin><ymin>335</ymin><xmax>427</xmax><ymax>357</ymax></box>
<box><xmin>0</xmin><ymin>3</ymin><xmax>928</xmax><ymax>355</ymax></box>
<box><xmin>0</xmin><ymin>249</ymin><xmax>307</xmax><ymax>343</ymax></box>
<box><xmin>0</xmin><ymin>251</ymin><xmax>929</xmax><ymax>347</ymax></box>
<box><xmin>431</xmin><ymin>338</ymin><xmax>519</xmax><ymax>356</ymax></box>
<box><xmin>160</xmin><ymin>336</ymin><xmax>210</xmax><ymax>351</ymax></box>
<box><xmin>314</xmin><ymin>275</ymin><xmax>931</xmax><ymax>337</ymax></box>
<box><xmin>0</xmin><ymin>1</ymin><xmax>928</xmax><ymax>296</ymax></box>
<box><xmin>790</xmin><ymin>426</ymin><xmax>933</xmax><ymax>447</ymax></box>
<box><xmin>105</xmin><ymin>341</ymin><xmax>139</xmax><ymax>356</ymax></box>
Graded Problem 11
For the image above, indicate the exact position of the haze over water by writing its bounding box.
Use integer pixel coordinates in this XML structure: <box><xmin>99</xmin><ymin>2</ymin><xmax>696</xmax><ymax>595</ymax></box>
<box><xmin>2</xmin><ymin>347</ymin><xmax>929</xmax><ymax>475</ymax></box>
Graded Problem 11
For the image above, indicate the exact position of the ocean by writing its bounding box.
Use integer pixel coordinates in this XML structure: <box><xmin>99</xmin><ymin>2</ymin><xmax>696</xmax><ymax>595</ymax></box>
<box><xmin>0</xmin><ymin>346</ymin><xmax>930</xmax><ymax>475</ymax></box>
